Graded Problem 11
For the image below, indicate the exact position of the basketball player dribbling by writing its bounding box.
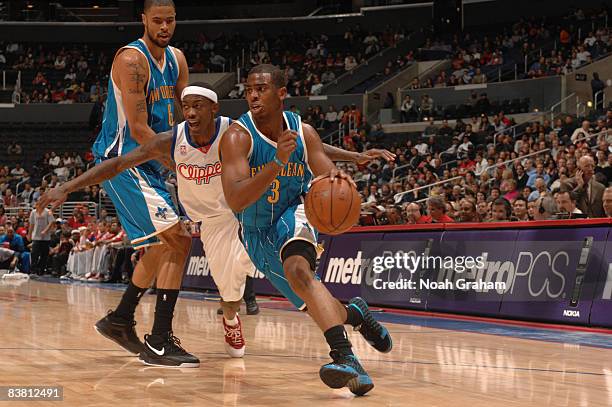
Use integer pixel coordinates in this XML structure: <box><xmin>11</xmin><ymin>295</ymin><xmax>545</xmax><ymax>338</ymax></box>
<box><xmin>89</xmin><ymin>0</ymin><xmax>199</xmax><ymax>367</ymax></box>
<box><xmin>39</xmin><ymin>82</ymin><xmax>395</xmax><ymax>363</ymax></box>
<box><xmin>220</xmin><ymin>64</ymin><xmax>392</xmax><ymax>395</ymax></box>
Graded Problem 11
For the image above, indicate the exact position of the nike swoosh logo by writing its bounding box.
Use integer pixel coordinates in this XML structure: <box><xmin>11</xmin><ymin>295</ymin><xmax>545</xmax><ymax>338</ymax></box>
<box><xmin>146</xmin><ymin>341</ymin><xmax>165</xmax><ymax>356</ymax></box>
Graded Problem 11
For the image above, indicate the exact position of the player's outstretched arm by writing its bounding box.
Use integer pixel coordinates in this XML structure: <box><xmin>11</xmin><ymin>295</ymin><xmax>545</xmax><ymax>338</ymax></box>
<box><xmin>304</xmin><ymin>124</ymin><xmax>357</xmax><ymax>187</ymax></box>
<box><xmin>322</xmin><ymin>143</ymin><xmax>396</xmax><ymax>164</ymax></box>
<box><xmin>114</xmin><ymin>49</ymin><xmax>156</xmax><ymax>146</ymax></box>
<box><xmin>36</xmin><ymin>132</ymin><xmax>173</xmax><ymax>212</ymax></box>
<box><xmin>220</xmin><ymin>124</ymin><xmax>295</xmax><ymax>212</ymax></box>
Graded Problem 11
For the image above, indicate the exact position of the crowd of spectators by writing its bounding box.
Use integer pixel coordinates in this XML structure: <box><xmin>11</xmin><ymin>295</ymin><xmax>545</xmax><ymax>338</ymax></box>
<box><xmin>331</xmin><ymin>108</ymin><xmax>612</xmax><ymax>226</ymax></box>
<box><xmin>3</xmin><ymin>7</ymin><xmax>609</xmax><ymax>106</ymax></box>
<box><xmin>1</xmin><ymin>24</ymin><xmax>408</xmax><ymax>104</ymax></box>
<box><xmin>0</xmin><ymin>142</ymin><xmax>201</xmax><ymax>280</ymax></box>
<box><xmin>0</xmin><ymin>144</ymin><xmax>133</xmax><ymax>278</ymax></box>
<box><xmin>1</xmin><ymin>8</ymin><xmax>608</xmax><ymax>109</ymax></box>
<box><xmin>0</xmin><ymin>174</ymin><xmax>132</xmax><ymax>278</ymax></box>
<box><xmin>1</xmin><ymin>108</ymin><xmax>612</xmax><ymax>277</ymax></box>
<box><xmin>409</xmin><ymin>8</ymin><xmax>610</xmax><ymax>89</ymax></box>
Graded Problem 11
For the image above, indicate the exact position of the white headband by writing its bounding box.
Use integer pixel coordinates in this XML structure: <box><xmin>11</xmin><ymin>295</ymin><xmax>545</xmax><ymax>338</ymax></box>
<box><xmin>181</xmin><ymin>86</ymin><xmax>218</xmax><ymax>103</ymax></box>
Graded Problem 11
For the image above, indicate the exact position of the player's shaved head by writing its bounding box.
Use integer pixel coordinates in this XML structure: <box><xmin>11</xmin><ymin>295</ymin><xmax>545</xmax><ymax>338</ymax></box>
<box><xmin>248</xmin><ymin>64</ymin><xmax>287</xmax><ymax>89</ymax></box>
<box><xmin>144</xmin><ymin>0</ymin><xmax>175</xmax><ymax>12</ymax></box>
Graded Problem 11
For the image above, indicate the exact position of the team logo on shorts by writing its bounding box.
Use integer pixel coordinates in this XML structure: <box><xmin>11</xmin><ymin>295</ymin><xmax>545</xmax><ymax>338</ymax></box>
<box><xmin>155</xmin><ymin>206</ymin><xmax>168</xmax><ymax>219</ymax></box>
<box><xmin>179</xmin><ymin>145</ymin><xmax>187</xmax><ymax>156</ymax></box>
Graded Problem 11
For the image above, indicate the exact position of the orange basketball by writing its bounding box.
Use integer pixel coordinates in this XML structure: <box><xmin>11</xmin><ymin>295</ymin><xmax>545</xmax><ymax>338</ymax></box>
<box><xmin>304</xmin><ymin>175</ymin><xmax>361</xmax><ymax>235</ymax></box>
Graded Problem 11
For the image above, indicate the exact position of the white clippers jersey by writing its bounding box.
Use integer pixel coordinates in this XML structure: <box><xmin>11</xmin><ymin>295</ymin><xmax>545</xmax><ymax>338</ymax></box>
<box><xmin>172</xmin><ymin>116</ymin><xmax>233</xmax><ymax>224</ymax></box>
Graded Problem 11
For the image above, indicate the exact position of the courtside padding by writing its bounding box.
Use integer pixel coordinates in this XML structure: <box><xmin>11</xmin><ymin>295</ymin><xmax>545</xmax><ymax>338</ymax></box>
<box><xmin>182</xmin><ymin>219</ymin><xmax>612</xmax><ymax>328</ymax></box>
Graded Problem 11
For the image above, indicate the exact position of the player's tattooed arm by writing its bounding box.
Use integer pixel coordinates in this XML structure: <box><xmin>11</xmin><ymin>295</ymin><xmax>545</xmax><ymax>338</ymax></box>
<box><xmin>114</xmin><ymin>49</ymin><xmax>157</xmax><ymax>145</ymax></box>
<box><xmin>220</xmin><ymin>124</ymin><xmax>285</xmax><ymax>212</ymax></box>
<box><xmin>36</xmin><ymin>132</ymin><xmax>174</xmax><ymax>212</ymax></box>
<box><xmin>322</xmin><ymin>143</ymin><xmax>396</xmax><ymax>164</ymax></box>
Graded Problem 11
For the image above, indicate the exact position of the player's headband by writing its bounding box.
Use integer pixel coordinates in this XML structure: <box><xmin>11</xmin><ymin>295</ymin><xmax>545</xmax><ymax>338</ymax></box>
<box><xmin>181</xmin><ymin>86</ymin><xmax>218</xmax><ymax>103</ymax></box>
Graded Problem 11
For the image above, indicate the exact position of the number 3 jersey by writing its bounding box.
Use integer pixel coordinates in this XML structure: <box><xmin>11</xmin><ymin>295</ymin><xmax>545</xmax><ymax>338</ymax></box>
<box><xmin>234</xmin><ymin>111</ymin><xmax>313</xmax><ymax>228</ymax></box>
<box><xmin>93</xmin><ymin>39</ymin><xmax>180</xmax><ymax>173</ymax></box>
<box><xmin>172</xmin><ymin>116</ymin><xmax>233</xmax><ymax>225</ymax></box>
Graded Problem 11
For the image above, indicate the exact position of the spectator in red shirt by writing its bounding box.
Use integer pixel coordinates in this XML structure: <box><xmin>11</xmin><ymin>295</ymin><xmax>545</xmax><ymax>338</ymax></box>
<box><xmin>458</xmin><ymin>157</ymin><xmax>477</xmax><ymax>172</ymax></box>
<box><xmin>3</xmin><ymin>188</ymin><xmax>17</xmax><ymax>207</ymax></box>
<box><xmin>421</xmin><ymin>196</ymin><xmax>455</xmax><ymax>223</ymax></box>
<box><xmin>344</xmin><ymin>104</ymin><xmax>362</xmax><ymax>129</ymax></box>
<box><xmin>51</xmin><ymin>82</ymin><xmax>65</xmax><ymax>103</ymax></box>
<box><xmin>84</xmin><ymin>151</ymin><xmax>94</xmax><ymax>163</ymax></box>
<box><xmin>502</xmin><ymin>179</ymin><xmax>519</xmax><ymax>202</ymax></box>
<box><xmin>497</xmin><ymin>112</ymin><xmax>511</xmax><ymax>127</ymax></box>
<box><xmin>403</xmin><ymin>202</ymin><xmax>427</xmax><ymax>224</ymax></box>
<box><xmin>67</xmin><ymin>207</ymin><xmax>86</xmax><ymax>230</ymax></box>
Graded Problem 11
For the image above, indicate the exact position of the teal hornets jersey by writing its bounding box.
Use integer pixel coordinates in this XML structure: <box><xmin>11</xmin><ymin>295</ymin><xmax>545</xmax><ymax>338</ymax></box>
<box><xmin>235</xmin><ymin>111</ymin><xmax>313</xmax><ymax>228</ymax></box>
<box><xmin>93</xmin><ymin>39</ymin><xmax>180</xmax><ymax>173</ymax></box>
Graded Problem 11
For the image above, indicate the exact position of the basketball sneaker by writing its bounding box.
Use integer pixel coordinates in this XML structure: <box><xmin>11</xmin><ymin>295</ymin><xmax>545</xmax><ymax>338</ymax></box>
<box><xmin>223</xmin><ymin>316</ymin><xmax>245</xmax><ymax>358</ymax></box>
<box><xmin>245</xmin><ymin>299</ymin><xmax>260</xmax><ymax>315</ymax></box>
<box><xmin>139</xmin><ymin>332</ymin><xmax>200</xmax><ymax>368</ymax></box>
<box><xmin>348</xmin><ymin>297</ymin><xmax>392</xmax><ymax>353</ymax></box>
<box><xmin>94</xmin><ymin>311</ymin><xmax>145</xmax><ymax>355</ymax></box>
<box><xmin>319</xmin><ymin>350</ymin><xmax>374</xmax><ymax>396</ymax></box>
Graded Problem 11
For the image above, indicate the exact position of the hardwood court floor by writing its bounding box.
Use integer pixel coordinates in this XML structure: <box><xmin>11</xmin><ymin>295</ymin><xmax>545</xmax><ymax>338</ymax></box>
<box><xmin>0</xmin><ymin>279</ymin><xmax>611</xmax><ymax>407</ymax></box>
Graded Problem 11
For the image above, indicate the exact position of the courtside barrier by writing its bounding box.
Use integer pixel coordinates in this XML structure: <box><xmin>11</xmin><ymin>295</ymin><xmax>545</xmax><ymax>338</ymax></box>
<box><xmin>182</xmin><ymin>219</ymin><xmax>612</xmax><ymax>328</ymax></box>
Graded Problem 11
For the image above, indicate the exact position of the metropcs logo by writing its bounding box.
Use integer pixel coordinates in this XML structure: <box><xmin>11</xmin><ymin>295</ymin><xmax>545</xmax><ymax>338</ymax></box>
<box><xmin>323</xmin><ymin>250</ymin><xmax>577</xmax><ymax>299</ymax></box>
<box><xmin>177</xmin><ymin>162</ymin><xmax>222</xmax><ymax>185</ymax></box>
<box><xmin>186</xmin><ymin>254</ymin><xmax>268</xmax><ymax>279</ymax></box>
<box><xmin>186</xmin><ymin>256</ymin><xmax>211</xmax><ymax>276</ymax></box>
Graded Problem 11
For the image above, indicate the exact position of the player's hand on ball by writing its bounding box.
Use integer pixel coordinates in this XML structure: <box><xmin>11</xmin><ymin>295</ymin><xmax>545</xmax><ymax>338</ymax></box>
<box><xmin>355</xmin><ymin>149</ymin><xmax>396</xmax><ymax>164</ymax></box>
<box><xmin>329</xmin><ymin>168</ymin><xmax>357</xmax><ymax>189</ymax></box>
<box><xmin>276</xmin><ymin>130</ymin><xmax>298</xmax><ymax>164</ymax></box>
<box><xmin>36</xmin><ymin>187</ymin><xmax>68</xmax><ymax>214</ymax></box>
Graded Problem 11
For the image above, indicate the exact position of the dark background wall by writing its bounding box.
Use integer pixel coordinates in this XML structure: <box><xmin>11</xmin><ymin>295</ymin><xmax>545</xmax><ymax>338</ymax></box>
<box><xmin>0</xmin><ymin>5</ymin><xmax>433</xmax><ymax>43</ymax></box>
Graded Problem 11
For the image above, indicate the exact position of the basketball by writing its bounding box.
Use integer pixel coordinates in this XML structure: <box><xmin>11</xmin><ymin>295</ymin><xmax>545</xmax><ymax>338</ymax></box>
<box><xmin>305</xmin><ymin>175</ymin><xmax>361</xmax><ymax>235</ymax></box>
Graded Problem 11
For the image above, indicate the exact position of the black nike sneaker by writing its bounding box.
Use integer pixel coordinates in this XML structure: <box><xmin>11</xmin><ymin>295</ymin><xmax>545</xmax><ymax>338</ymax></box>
<box><xmin>94</xmin><ymin>310</ymin><xmax>145</xmax><ymax>355</ymax></box>
<box><xmin>348</xmin><ymin>297</ymin><xmax>392</xmax><ymax>353</ymax></box>
<box><xmin>319</xmin><ymin>350</ymin><xmax>374</xmax><ymax>396</ymax></box>
<box><xmin>245</xmin><ymin>299</ymin><xmax>260</xmax><ymax>315</ymax></box>
<box><xmin>139</xmin><ymin>332</ymin><xmax>200</xmax><ymax>368</ymax></box>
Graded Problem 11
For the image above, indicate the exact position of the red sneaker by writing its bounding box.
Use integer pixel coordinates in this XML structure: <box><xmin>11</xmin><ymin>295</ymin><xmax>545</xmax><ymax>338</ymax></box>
<box><xmin>223</xmin><ymin>315</ymin><xmax>245</xmax><ymax>358</ymax></box>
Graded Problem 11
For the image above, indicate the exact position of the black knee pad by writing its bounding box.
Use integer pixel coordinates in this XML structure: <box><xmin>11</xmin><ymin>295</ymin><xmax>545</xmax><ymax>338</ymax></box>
<box><xmin>281</xmin><ymin>239</ymin><xmax>316</xmax><ymax>272</ymax></box>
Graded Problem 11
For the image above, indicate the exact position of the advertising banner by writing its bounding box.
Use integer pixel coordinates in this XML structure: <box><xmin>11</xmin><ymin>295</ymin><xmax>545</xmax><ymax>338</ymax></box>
<box><xmin>424</xmin><ymin>230</ymin><xmax>518</xmax><ymax>316</ymax></box>
<box><xmin>181</xmin><ymin>223</ymin><xmax>612</xmax><ymax>328</ymax></box>
<box><xmin>588</xmin><ymin>237</ymin><xmax>612</xmax><ymax>328</ymax></box>
<box><xmin>182</xmin><ymin>238</ymin><xmax>216</xmax><ymax>292</ymax></box>
<box><xmin>361</xmin><ymin>232</ymin><xmax>445</xmax><ymax>310</ymax></box>
<box><xmin>498</xmin><ymin>227</ymin><xmax>607</xmax><ymax>325</ymax></box>
<box><xmin>317</xmin><ymin>233</ymin><xmax>384</xmax><ymax>302</ymax></box>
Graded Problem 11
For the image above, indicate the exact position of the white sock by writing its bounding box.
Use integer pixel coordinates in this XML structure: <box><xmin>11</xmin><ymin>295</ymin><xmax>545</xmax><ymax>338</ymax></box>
<box><xmin>224</xmin><ymin>315</ymin><xmax>238</xmax><ymax>326</ymax></box>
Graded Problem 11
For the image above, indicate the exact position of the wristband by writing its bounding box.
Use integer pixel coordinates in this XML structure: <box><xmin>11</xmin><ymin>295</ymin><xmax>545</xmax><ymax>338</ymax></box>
<box><xmin>272</xmin><ymin>156</ymin><xmax>285</xmax><ymax>168</ymax></box>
